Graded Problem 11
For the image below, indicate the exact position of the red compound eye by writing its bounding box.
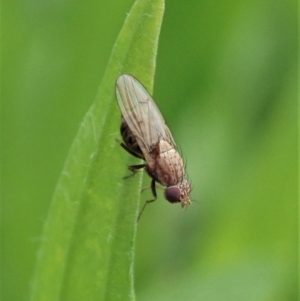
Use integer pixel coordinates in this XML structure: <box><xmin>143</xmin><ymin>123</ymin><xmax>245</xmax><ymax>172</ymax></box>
<box><xmin>165</xmin><ymin>186</ymin><xmax>181</xmax><ymax>203</ymax></box>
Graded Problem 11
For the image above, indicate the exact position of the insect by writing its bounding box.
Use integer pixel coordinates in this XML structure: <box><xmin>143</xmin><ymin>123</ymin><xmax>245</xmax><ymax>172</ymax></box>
<box><xmin>116</xmin><ymin>74</ymin><xmax>192</xmax><ymax>219</ymax></box>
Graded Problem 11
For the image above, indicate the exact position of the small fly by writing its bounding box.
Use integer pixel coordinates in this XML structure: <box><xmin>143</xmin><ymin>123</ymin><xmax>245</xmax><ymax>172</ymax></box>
<box><xmin>116</xmin><ymin>74</ymin><xmax>192</xmax><ymax>220</ymax></box>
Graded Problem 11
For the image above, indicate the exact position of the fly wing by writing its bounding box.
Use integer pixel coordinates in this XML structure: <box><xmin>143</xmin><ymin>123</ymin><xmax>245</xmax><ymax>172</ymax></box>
<box><xmin>116</xmin><ymin>74</ymin><xmax>176</xmax><ymax>158</ymax></box>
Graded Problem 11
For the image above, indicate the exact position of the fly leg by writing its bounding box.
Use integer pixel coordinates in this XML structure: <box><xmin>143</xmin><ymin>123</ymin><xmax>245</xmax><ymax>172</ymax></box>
<box><xmin>120</xmin><ymin>142</ymin><xmax>143</xmax><ymax>159</ymax></box>
<box><xmin>123</xmin><ymin>163</ymin><xmax>146</xmax><ymax>179</ymax></box>
<box><xmin>137</xmin><ymin>179</ymin><xmax>157</xmax><ymax>222</ymax></box>
<box><xmin>117</xmin><ymin>139</ymin><xmax>146</xmax><ymax>178</ymax></box>
<box><xmin>141</xmin><ymin>184</ymin><xmax>164</xmax><ymax>193</ymax></box>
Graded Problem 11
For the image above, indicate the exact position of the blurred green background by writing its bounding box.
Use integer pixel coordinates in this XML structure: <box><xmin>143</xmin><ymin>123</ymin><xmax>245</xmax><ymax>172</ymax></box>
<box><xmin>2</xmin><ymin>0</ymin><xmax>297</xmax><ymax>301</ymax></box>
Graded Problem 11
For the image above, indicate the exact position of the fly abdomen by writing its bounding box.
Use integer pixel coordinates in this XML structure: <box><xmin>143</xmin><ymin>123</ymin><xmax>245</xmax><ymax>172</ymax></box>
<box><xmin>120</xmin><ymin>119</ymin><xmax>144</xmax><ymax>159</ymax></box>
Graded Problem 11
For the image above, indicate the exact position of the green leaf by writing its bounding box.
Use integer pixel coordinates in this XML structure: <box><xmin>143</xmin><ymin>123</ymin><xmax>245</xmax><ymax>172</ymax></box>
<box><xmin>30</xmin><ymin>0</ymin><xmax>165</xmax><ymax>300</ymax></box>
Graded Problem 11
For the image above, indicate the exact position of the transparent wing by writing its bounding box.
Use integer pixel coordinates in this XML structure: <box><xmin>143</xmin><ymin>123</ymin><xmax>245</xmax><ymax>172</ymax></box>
<box><xmin>116</xmin><ymin>74</ymin><xmax>176</xmax><ymax>158</ymax></box>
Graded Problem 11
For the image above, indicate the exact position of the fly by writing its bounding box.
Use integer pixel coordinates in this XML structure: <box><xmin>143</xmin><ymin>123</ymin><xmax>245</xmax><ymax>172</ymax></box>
<box><xmin>116</xmin><ymin>74</ymin><xmax>192</xmax><ymax>220</ymax></box>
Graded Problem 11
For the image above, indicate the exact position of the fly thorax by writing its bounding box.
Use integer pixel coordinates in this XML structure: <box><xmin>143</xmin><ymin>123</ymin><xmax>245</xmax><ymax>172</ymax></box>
<box><xmin>153</xmin><ymin>140</ymin><xmax>185</xmax><ymax>186</ymax></box>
